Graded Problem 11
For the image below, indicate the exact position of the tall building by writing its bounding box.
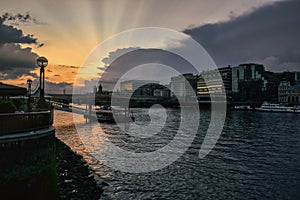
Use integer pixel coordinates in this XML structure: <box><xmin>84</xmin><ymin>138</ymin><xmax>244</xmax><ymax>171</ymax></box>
<box><xmin>231</xmin><ymin>63</ymin><xmax>278</xmax><ymax>102</ymax></box>
<box><xmin>170</xmin><ymin>73</ymin><xmax>198</xmax><ymax>101</ymax></box>
<box><xmin>197</xmin><ymin>66</ymin><xmax>232</xmax><ymax>102</ymax></box>
<box><xmin>197</xmin><ymin>77</ymin><xmax>210</xmax><ymax>102</ymax></box>
<box><xmin>232</xmin><ymin>63</ymin><xmax>265</xmax><ymax>93</ymax></box>
<box><xmin>263</xmin><ymin>71</ymin><xmax>279</xmax><ymax>101</ymax></box>
<box><xmin>219</xmin><ymin>66</ymin><xmax>232</xmax><ymax>99</ymax></box>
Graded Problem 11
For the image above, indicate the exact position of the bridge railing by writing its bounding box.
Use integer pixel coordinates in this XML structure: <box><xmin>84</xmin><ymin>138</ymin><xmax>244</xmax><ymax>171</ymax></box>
<box><xmin>0</xmin><ymin>111</ymin><xmax>52</xmax><ymax>135</ymax></box>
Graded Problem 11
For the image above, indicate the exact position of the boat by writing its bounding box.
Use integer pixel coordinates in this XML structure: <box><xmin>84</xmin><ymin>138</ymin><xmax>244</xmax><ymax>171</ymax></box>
<box><xmin>256</xmin><ymin>102</ymin><xmax>300</xmax><ymax>113</ymax></box>
<box><xmin>96</xmin><ymin>106</ymin><xmax>135</xmax><ymax>123</ymax></box>
<box><xmin>232</xmin><ymin>105</ymin><xmax>252</xmax><ymax>111</ymax></box>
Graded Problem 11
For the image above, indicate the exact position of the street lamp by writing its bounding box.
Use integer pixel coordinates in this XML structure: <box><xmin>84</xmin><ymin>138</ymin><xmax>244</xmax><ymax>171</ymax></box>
<box><xmin>36</xmin><ymin>56</ymin><xmax>48</xmax><ymax>109</ymax></box>
<box><xmin>27</xmin><ymin>79</ymin><xmax>32</xmax><ymax>111</ymax></box>
<box><xmin>37</xmin><ymin>56</ymin><xmax>48</xmax><ymax>99</ymax></box>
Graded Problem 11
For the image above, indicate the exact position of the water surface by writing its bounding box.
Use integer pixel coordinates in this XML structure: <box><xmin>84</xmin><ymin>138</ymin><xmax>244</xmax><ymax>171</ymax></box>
<box><xmin>54</xmin><ymin>109</ymin><xmax>300</xmax><ymax>199</ymax></box>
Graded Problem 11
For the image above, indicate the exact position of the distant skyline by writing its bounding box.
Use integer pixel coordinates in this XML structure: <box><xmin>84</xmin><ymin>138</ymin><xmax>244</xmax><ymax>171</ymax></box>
<box><xmin>0</xmin><ymin>0</ymin><xmax>298</xmax><ymax>93</ymax></box>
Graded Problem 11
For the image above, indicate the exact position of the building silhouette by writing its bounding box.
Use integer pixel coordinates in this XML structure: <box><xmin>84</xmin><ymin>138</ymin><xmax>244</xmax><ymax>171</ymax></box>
<box><xmin>231</xmin><ymin>63</ymin><xmax>278</xmax><ymax>102</ymax></box>
<box><xmin>278</xmin><ymin>72</ymin><xmax>300</xmax><ymax>104</ymax></box>
<box><xmin>170</xmin><ymin>73</ymin><xmax>198</xmax><ymax>101</ymax></box>
<box><xmin>197</xmin><ymin>66</ymin><xmax>232</xmax><ymax>102</ymax></box>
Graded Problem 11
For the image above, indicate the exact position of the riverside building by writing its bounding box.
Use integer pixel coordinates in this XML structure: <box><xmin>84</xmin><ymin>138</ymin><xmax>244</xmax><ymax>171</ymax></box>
<box><xmin>170</xmin><ymin>73</ymin><xmax>198</xmax><ymax>102</ymax></box>
<box><xmin>231</xmin><ymin>63</ymin><xmax>278</xmax><ymax>102</ymax></box>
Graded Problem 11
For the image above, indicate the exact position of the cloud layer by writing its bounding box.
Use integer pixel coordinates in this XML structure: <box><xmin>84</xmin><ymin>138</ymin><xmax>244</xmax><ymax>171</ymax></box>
<box><xmin>98</xmin><ymin>48</ymin><xmax>198</xmax><ymax>90</ymax></box>
<box><xmin>0</xmin><ymin>13</ymin><xmax>39</xmax><ymax>44</ymax></box>
<box><xmin>184</xmin><ymin>0</ymin><xmax>300</xmax><ymax>71</ymax></box>
<box><xmin>0</xmin><ymin>43</ymin><xmax>38</xmax><ymax>79</ymax></box>
<box><xmin>0</xmin><ymin>13</ymin><xmax>40</xmax><ymax>79</ymax></box>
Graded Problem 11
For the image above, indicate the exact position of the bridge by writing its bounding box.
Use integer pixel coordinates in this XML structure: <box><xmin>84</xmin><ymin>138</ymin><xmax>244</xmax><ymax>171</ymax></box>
<box><xmin>47</xmin><ymin>93</ymin><xmax>111</xmax><ymax>105</ymax></box>
<box><xmin>45</xmin><ymin>93</ymin><xmax>130</xmax><ymax>119</ymax></box>
<box><xmin>48</xmin><ymin>100</ymin><xmax>98</xmax><ymax>120</ymax></box>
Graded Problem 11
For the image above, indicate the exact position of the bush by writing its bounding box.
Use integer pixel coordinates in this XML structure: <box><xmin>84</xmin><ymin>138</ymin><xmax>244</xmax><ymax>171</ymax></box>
<box><xmin>0</xmin><ymin>100</ymin><xmax>17</xmax><ymax>113</ymax></box>
<box><xmin>12</xmin><ymin>99</ymin><xmax>26</xmax><ymax>110</ymax></box>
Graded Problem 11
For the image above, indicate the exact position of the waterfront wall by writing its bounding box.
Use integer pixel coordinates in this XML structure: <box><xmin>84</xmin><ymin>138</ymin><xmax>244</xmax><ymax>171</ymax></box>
<box><xmin>0</xmin><ymin>112</ymin><xmax>58</xmax><ymax>199</ymax></box>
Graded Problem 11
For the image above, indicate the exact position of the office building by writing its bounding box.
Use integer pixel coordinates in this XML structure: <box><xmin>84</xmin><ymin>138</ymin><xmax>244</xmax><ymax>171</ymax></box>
<box><xmin>231</xmin><ymin>63</ymin><xmax>278</xmax><ymax>102</ymax></box>
<box><xmin>197</xmin><ymin>66</ymin><xmax>232</xmax><ymax>102</ymax></box>
<box><xmin>170</xmin><ymin>73</ymin><xmax>198</xmax><ymax>101</ymax></box>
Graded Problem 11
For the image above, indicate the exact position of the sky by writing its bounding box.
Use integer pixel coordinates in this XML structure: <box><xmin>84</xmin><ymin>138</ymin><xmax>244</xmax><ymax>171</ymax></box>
<box><xmin>0</xmin><ymin>0</ymin><xmax>298</xmax><ymax>93</ymax></box>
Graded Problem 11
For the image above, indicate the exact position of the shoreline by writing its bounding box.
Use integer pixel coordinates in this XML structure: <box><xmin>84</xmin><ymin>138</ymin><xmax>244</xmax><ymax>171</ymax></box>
<box><xmin>55</xmin><ymin>138</ymin><xmax>103</xmax><ymax>199</ymax></box>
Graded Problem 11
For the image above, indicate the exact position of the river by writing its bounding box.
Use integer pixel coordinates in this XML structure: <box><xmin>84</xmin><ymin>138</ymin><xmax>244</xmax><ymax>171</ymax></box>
<box><xmin>54</xmin><ymin>109</ymin><xmax>300</xmax><ymax>199</ymax></box>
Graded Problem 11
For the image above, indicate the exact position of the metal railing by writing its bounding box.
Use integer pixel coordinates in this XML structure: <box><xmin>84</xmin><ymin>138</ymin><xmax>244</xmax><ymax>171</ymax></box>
<box><xmin>0</xmin><ymin>111</ymin><xmax>52</xmax><ymax>135</ymax></box>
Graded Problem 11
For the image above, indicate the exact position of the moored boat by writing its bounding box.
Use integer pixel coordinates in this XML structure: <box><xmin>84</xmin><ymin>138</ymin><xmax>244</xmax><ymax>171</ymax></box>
<box><xmin>96</xmin><ymin>106</ymin><xmax>135</xmax><ymax>123</ymax></box>
<box><xmin>232</xmin><ymin>105</ymin><xmax>252</xmax><ymax>111</ymax></box>
<box><xmin>256</xmin><ymin>102</ymin><xmax>300</xmax><ymax>113</ymax></box>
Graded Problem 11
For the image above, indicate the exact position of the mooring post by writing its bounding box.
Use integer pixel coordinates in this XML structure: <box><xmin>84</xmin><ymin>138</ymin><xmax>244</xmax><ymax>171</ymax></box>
<box><xmin>89</xmin><ymin>100</ymin><xmax>92</xmax><ymax>120</ymax></box>
<box><xmin>85</xmin><ymin>103</ymin><xmax>88</xmax><ymax>123</ymax></box>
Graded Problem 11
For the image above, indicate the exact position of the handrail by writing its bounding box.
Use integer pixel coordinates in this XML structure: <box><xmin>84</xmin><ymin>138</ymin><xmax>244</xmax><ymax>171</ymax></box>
<box><xmin>0</xmin><ymin>111</ymin><xmax>52</xmax><ymax>135</ymax></box>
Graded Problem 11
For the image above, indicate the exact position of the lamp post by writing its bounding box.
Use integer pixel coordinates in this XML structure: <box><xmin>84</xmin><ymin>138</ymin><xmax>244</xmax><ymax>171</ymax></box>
<box><xmin>37</xmin><ymin>56</ymin><xmax>48</xmax><ymax>99</ymax></box>
<box><xmin>27</xmin><ymin>79</ymin><xmax>32</xmax><ymax>111</ymax></box>
<box><xmin>36</xmin><ymin>56</ymin><xmax>48</xmax><ymax>109</ymax></box>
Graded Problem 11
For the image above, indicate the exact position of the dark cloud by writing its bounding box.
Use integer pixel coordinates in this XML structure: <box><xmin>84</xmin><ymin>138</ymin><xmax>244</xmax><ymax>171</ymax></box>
<box><xmin>58</xmin><ymin>65</ymin><xmax>79</xmax><ymax>69</ymax></box>
<box><xmin>98</xmin><ymin>48</ymin><xmax>198</xmax><ymax>90</ymax></box>
<box><xmin>0</xmin><ymin>43</ymin><xmax>38</xmax><ymax>79</ymax></box>
<box><xmin>0</xmin><ymin>12</ymin><xmax>40</xmax><ymax>25</ymax></box>
<box><xmin>0</xmin><ymin>13</ymin><xmax>44</xmax><ymax>80</ymax></box>
<box><xmin>183</xmin><ymin>0</ymin><xmax>300</xmax><ymax>72</ymax></box>
<box><xmin>0</xmin><ymin>13</ymin><xmax>40</xmax><ymax>45</ymax></box>
<box><xmin>0</xmin><ymin>23</ymin><xmax>37</xmax><ymax>44</ymax></box>
<box><xmin>101</xmin><ymin>47</ymin><xmax>140</xmax><ymax>66</ymax></box>
<box><xmin>37</xmin><ymin>43</ymin><xmax>44</xmax><ymax>48</ymax></box>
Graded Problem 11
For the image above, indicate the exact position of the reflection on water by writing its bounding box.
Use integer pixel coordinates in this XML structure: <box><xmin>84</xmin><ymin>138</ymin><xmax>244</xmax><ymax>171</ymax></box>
<box><xmin>54</xmin><ymin>109</ymin><xmax>300</xmax><ymax>199</ymax></box>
